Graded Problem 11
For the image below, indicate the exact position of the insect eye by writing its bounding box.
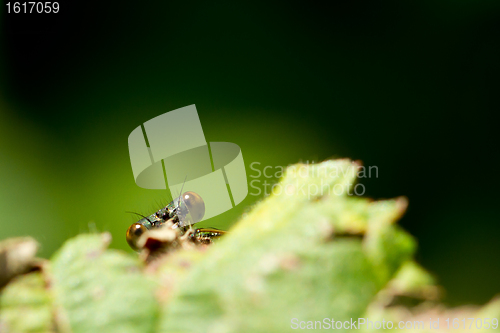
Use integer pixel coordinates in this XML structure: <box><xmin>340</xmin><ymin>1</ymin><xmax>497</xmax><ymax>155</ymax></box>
<box><xmin>126</xmin><ymin>223</ymin><xmax>147</xmax><ymax>250</ymax></box>
<box><xmin>181</xmin><ymin>191</ymin><xmax>205</xmax><ymax>223</ymax></box>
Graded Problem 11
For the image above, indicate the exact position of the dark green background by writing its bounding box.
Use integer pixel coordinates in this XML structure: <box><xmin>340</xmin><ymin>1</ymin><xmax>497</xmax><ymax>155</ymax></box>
<box><xmin>1</xmin><ymin>0</ymin><xmax>498</xmax><ymax>306</ymax></box>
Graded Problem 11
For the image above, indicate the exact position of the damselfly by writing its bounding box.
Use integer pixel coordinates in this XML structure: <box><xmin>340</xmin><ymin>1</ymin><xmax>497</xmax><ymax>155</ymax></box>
<box><xmin>126</xmin><ymin>191</ymin><xmax>225</xmax><ymax>250</ymax></box>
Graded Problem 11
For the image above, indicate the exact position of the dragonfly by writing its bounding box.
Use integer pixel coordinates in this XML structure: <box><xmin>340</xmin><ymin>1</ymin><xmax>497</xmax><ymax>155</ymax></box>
<box><xmin>126</xmin><ymin>191</ymin><xmax>225</xmax><ymax>250</ymax></box>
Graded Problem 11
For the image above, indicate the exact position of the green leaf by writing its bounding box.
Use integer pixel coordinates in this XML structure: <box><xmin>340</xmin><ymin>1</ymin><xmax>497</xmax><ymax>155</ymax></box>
<box><xmin>1</xmin><ymin>159</ymin><xmax>498</xmax><ymax>333</ymax></box>
<box><xmin>158</xmin><ymin>160</ymin><xmax>415</xmax><ymax>332</ymax></box>
<box><xmin>0</xmin><ymin>272</ymin><xmax>54</xmax><ymax>333</ymax></box>
<box><xmin>50</xmin><ymin>233</ymin><xmax>159</xmax><ymax>333</ymax></box>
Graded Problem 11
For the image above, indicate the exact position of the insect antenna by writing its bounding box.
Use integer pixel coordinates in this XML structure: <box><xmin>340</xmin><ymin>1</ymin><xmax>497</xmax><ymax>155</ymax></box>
<box><xmin>177</xmin><ymin>175</ymin><xmax>188</xmax><ymax>211</ymax></box>
<box><xmin>126</xmin><ymin>211</ymin><xmax>148</xmax><ymax>219</ymax></box>
<box><xmin>172</xmin><ymin>188</ymin><xmax>179</xmax><ymax>205</ymax></box>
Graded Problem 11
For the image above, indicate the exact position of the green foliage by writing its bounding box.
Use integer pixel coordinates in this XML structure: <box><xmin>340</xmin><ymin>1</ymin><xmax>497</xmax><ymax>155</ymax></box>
<box><xmin>0</xmin><ymin>272</ymin><xmax>53</xmax><ymax>333</ymax></box>
<box><xmin>50</xmin><ymin>233</ymin><xmax>159</xmax><ymax>333</ymax></box>
<box><xmin>0</xmin><ymin>159</ymin><xmax>498</xmax><ymax>333</ymax></box>
<box><xmin>159</xmin><ymin>160</ymin><xmax>413</xmax><ymax>332</ymax></box>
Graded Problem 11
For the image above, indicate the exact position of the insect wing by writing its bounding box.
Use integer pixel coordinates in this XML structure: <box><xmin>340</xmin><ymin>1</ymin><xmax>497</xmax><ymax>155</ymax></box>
<box><xmin>173</xmin><ymin>191</ymin><xmax>206</xmax><ymax>228</ymax></box>
<box><xmin>174</xmin><ymin>196</ymin><xmax>196</xmax><ymax>228</ymax></box>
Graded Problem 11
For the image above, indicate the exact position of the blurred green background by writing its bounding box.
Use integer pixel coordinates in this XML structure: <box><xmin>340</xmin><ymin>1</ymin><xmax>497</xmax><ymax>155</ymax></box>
<box><xmin>1</xmin><ymin>0</ymin><xmax>498</xmax><ymax>306</ymax></box>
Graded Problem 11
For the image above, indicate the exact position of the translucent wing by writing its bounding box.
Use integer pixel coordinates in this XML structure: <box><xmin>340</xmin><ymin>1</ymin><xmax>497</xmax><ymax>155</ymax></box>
<box><xmin>171</xmin><ymin>191</ymin><xmax>206</xmax><ymax>228</ymax></box>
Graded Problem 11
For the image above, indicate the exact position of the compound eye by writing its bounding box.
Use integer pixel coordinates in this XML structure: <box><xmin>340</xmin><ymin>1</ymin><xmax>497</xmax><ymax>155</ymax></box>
<box><xmin>181</xmin><ymin>191</ymin><xmax>205</xmax><ymax>223</ymax></box>
<box><xmin>126</xmin><ymin>223</ymin><xmax>147</xmax><ymax>250</ymax></box>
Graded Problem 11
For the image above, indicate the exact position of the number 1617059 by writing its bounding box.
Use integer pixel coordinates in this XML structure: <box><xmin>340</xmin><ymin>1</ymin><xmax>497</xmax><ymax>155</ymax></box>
<box><xmin>5</xmin><ymin>2</ymin><xmax>59</xmax><ymax>14</ymax></box>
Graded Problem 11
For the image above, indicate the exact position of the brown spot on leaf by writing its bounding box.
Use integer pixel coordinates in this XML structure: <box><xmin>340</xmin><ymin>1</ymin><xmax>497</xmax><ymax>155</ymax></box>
<box><xmin>0</xmin><ymin>237</ymin><xmax>38</xmax><ymax>288</ymax></box>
